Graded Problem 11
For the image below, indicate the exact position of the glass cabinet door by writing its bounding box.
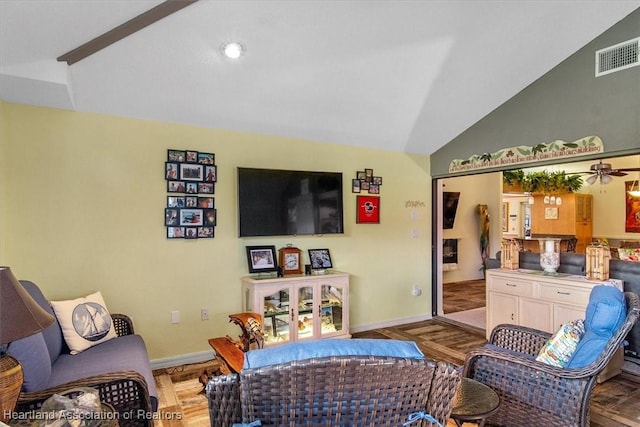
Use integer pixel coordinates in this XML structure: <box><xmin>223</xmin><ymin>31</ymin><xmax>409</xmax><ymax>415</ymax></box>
<box><xmin>295</xmin><ymin>285</ymin><xmax>315</xmax><ymax>340</ymax></box>
<box><xmin>319</xmin><ymin>281</ymin><xmax>346</xmax><ymax>337</ymax></box>
<box><xmin>261</xmin><ymin>286</ymin><xmax>291</xmax><ymax>345</ymax></box>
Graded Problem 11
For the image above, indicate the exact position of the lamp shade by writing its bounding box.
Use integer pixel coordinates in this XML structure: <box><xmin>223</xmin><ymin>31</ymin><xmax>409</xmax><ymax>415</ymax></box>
<box><xmin>0</xmin><ymin>266</ymin><xmax>54</xmax><ymax>344</ymax></box>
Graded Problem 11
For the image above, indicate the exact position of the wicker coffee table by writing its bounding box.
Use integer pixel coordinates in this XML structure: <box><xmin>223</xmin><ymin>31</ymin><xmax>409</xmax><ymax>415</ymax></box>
<box><xmin>450</xmin><ymin>377</ymin><xmax>500</xmax><ymax>427</ymax></box>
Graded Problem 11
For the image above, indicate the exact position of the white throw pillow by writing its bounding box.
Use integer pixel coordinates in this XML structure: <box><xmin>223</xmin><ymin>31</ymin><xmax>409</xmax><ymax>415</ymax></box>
<box><xmin>50</xmin><ymin>291</ymin><xmax>117</xmax><ymax>354</ymax></box>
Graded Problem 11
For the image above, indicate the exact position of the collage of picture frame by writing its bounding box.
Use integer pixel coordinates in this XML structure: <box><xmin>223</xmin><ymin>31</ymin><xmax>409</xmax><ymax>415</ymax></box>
<box><xmin>165</xmin><ymin>149</ymin><xmax>217</xmax><ymax>239</ymax></box>
<box><xmin>351</xmin><ymin>168</ymin><xmax>382</xmax><ymax>194</ymax></box>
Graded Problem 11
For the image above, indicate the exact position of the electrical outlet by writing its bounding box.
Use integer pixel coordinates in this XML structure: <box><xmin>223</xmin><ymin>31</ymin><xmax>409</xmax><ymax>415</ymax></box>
<box><xmin>412</xmin><ymin>284</ymin><xmax>422</xmax><ymax>297</ymax></box>
<box><xmin>171</xmin><ymin>310</ymin><xmax>180</xmax><ymax>324</ymax></box>
<box><xmin>201</xmin><ymin>308</ymin><xmax>209</xmax><ymax>321</ymax></box>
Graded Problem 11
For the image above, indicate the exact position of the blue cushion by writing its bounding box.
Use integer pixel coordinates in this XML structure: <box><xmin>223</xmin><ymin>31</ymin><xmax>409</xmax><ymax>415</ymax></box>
<box><xmin>49</xmin><ymin>334</ymin><xmax>158</xmax><ymax>411</ymax></box>
<box><xmin>7</xmin><ymin>332</ymin><xmax>52</xmax><ymax>392</ymax></box>
<box><xmin>567</xmin><ymin>285</ymin><xmax>626</xmax><ymax>368</ymax></box>
<box><xmin>20</xmin><ymin>280</ymin><xmax>63</xmax><ymax>363</ymax></box>
<box><xmin>243</xmin><ymin>338</ymin><xmax>424</xmax><ymax>369</ymax></box>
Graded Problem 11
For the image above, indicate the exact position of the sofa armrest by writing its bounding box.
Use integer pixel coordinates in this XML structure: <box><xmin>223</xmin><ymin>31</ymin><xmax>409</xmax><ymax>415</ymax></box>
<box><xmin>112</xmin><ymin>313</ymin><xmax>135</xmax><ymax>336</ymax></box>
<box><xmin>15</xmin><ymin>370</ymin><xmax>152</xmax><ymax>427</ymax></box>
<box><xmin>206</xmin><ymin>373</ymin><xmax>242</xmax><ymax>427</ymax></box>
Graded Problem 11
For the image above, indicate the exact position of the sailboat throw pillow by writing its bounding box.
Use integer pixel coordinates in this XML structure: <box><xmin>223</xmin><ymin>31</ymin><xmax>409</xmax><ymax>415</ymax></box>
<box><xmin>51</xmin><ymin>291</ymin><xmax>117</xmax><ymax>354</ymax></box>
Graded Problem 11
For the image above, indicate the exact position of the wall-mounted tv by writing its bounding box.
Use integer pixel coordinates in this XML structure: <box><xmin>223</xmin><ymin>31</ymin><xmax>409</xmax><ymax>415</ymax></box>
<box><xmin>443</xmin><ymin>191</ymin><xmax>460</xmax><ymax>229</ymax></box>
<box><xmin>238</xmin><ymin>167</ymin><xmax>344</xmax><ymax>237</ymax></box>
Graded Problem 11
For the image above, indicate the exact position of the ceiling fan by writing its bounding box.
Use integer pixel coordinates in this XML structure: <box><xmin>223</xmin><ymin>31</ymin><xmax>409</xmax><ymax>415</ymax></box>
<box><xmin>578</xmin><ymin>160</ymin><xmax>640</xmax><ymax>185</ymax></box>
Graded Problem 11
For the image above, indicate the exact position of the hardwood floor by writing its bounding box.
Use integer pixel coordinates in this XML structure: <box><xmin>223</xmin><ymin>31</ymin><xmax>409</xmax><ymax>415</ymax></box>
<box><xmin>442</xmin><ymin>279</ymin><xmax>485</xmax><ymax>314</ymax></box>
<box><xmin>153</xmin><ymin>280</ymin><xmax>640</xmax><ymax>427</ymax></box>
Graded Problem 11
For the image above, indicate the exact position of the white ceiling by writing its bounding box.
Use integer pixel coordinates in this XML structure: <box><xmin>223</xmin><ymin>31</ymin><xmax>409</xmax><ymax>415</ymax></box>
<box><xmin>1</xmin><ymin>1</ymin><xmax>638</xmax><ymax>155</ymax></box>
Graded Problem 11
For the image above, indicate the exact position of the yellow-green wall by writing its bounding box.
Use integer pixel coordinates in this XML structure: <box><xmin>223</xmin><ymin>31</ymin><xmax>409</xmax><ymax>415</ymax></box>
<box><xmin>0</xmin><ymin>102</ymin><xmax>433</xmax><ymax>361</ymax></box>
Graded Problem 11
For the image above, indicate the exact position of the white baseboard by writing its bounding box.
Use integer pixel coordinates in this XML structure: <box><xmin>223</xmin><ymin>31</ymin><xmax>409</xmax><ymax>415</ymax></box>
<box><xmin>150</xmin><ymin>314</ymin><xmax>433</xmax><ymax>370</ymax></box>
<box><xmin>151</xmin><ymin>350</ymin><xmax>214</xmax><ymax>370</ymax></box>
<box><xmin>349</xmin><ymin>314</ymin><xmax>432</xmax><ymax>334</ymax></box>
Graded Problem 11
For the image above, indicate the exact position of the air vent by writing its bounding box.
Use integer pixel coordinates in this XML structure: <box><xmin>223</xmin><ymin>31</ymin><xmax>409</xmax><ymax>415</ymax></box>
<box><xmin>595</xmin><ymin>37</ymin><xmax>639</xmax><ymax>77</ymax></box>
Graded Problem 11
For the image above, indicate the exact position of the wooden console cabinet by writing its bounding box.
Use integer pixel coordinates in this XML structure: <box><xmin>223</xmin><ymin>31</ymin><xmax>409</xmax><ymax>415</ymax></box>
<box><xmin>242</xmin><ymin>271</ymin><xmax>349</xmax><ymax>346</ymax></box>
<box><xmin>486</xmin><ymin>269</ymin><xmax>622</xmax><ymax>337</ymax></box>
<box><xmin>486</xmin><ymin>268</ymin><xmax>624</xmax><ymax>381</ymax></box>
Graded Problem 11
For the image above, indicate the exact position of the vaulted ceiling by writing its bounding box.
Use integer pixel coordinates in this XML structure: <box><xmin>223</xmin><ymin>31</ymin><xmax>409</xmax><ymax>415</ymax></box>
<box><xmin>1</xmin><ymin>1</ymin><xmax>638</xmax><ymax>155</ymax></box>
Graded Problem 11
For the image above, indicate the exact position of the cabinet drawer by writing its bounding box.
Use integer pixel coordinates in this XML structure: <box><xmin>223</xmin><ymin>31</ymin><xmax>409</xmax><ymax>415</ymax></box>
<box><xmin>488</xmin><ymin>276</ymin><xmax>533</xmax><ymax>297</ymax></box>
<box><xmin>538</xmin><ymin>283</ymin><xmax>591</xmax><ymax>306</ymax></box>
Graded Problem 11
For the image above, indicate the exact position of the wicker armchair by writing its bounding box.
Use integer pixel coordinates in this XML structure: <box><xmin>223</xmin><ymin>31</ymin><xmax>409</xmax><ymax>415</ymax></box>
<box><xmin>207</xmin><ymin>354</ymin><xmax>461</xmax><ymax>427</ymax></box>
<box><xmin>462</xmin><ymin>291</ymin><xmax>640</xmax><ymax>427</ymax></box>
<box><xmin>14</xmin><ymin>314</ymin><xmax>153</xmax><ymax>427</ymax></box>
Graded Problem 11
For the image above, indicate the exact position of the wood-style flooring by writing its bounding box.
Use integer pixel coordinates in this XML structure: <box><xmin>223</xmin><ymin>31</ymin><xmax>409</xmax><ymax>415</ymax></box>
<box><xmin>152</xmin><ymin>280</ymin><xmax>640</xmax><ymax>427</ymax></box>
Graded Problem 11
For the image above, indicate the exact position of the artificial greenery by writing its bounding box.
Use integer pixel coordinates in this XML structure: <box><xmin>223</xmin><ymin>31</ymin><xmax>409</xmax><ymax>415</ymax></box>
<box><xmin>503</xmin><ymin>169</ymin><xmax>583</xmax><ymax>194</ymax></box>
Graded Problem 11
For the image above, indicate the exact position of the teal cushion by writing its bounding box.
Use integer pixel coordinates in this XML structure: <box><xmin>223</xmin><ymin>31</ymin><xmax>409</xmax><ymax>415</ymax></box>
<box><xmin>243</xmin><ymin>338</ymin><xmax>424</xmax><ymax>369</ymax></box>
<box><xmin>567</xmin><ymin>285</ymin><xmax>626</xmax><ymax>368</ymax></box>
<box><xmin>7</xmin><ymin>332</ymin><xmax>52</xmax><ymax>392</ymax></box>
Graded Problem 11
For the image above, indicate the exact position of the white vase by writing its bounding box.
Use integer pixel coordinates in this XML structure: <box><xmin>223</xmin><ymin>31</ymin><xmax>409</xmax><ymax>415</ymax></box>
<box><xmin>539</xmin><ymin>238</ymin><xmax>560</xmax><ymax>274</ymax></box>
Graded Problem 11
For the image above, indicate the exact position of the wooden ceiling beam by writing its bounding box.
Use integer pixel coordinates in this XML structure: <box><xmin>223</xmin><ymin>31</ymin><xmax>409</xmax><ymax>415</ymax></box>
<box><xmin>57</xmin><ymin>0</ymin><xmax>198</xmax><ymax>65</ymax></box>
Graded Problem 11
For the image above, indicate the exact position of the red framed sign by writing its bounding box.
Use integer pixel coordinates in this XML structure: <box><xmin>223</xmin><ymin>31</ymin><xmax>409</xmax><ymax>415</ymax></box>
<box><xmin>356</xmin><ymin>195</ymin><xmax>380</xmax><ymax>224</ymax></box>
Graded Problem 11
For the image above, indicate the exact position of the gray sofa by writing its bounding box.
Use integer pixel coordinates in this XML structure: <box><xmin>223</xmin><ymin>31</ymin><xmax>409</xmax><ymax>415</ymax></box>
<box><xmin>7</xmin><ymin>281</ymin><xmax>157</xmax><ymax>427</ymax></box>
<box><xmin>486</xmin><ymin>252</ymin><xmax>640</xmax><ymax>359</ymax></box>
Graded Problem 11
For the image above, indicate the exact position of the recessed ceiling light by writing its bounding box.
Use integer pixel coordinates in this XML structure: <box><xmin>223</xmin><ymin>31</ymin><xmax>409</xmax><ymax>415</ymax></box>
<box><xmin>222</xmin><ymin>42</ymin><xmax>244</xmax><ymax>59</ymax></box>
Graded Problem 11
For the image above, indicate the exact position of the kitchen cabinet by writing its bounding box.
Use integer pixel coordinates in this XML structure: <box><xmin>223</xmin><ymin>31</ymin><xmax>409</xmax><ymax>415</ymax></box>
<box><xmin>531</xmin><ymin>193</ymin><xmax>592</xmax><ymax>253</ymax></box>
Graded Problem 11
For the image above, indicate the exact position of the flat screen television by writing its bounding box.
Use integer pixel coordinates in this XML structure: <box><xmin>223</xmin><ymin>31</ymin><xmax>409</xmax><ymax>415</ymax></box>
<box><xmin>443</xmin><ymin>192</ymin><xmax>460</xmax><ymax>229</ymax></box>
<box><xmin>238</xmin><ymin>167</ymin><xmax>344</xmax><ymax>237</ymax></box>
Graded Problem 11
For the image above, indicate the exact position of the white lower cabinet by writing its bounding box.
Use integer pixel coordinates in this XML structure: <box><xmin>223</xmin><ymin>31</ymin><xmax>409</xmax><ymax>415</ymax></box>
<box><xmin>242</xmin><ymin>271</ymin><xmax>349</xmax><ymax>347</ymax></box>
<box><xmin>486</xmin><ymin>269</ymin><xmax>622</xmax><ymax>339</ymax></box>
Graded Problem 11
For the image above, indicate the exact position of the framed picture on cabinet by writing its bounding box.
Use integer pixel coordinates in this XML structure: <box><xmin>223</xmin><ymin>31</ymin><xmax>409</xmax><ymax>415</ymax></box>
<box><xmin>246</xmin><ymin>245</ymin><xmax>278</xmax><ymax>274</ymax></box>
<box><xmin>308</xmin><ymin>248</ymin><xmax>333</xmax><ymax>270</ymax></box>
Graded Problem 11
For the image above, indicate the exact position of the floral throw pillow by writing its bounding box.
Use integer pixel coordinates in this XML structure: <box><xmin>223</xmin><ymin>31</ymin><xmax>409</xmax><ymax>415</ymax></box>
<box><xmin>536</xmin><ymin>319</ymin><xmax>585</xmax><ymax>367</ymax></box>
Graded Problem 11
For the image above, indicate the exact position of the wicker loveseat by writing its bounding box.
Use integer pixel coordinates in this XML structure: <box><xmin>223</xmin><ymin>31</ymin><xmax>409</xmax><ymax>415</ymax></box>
<box><xmin>206</xmin><ymin>339</ymin><xmax>461</xmax><ymax>427</ymax></box>
<box><xmin>8</xmin><ymin>281</ymin><xmax>157</xmax><ymax>427</ymax></box>
<box><xmin>462</xmin><ymin>290</ymin><xmax>640</xmax><ymax>427</ymax></box>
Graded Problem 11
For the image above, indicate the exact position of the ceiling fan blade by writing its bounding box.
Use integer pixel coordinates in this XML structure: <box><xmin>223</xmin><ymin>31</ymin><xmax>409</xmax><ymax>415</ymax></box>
<box><xmin>609</xmin><ymin>171</ymin><xmax>628</xmax><ymax>177</ymax></box>
<box><xmin>616</xmin><ymin>168</ymin><xmax>640</xmax><ymax>172</ymax></box>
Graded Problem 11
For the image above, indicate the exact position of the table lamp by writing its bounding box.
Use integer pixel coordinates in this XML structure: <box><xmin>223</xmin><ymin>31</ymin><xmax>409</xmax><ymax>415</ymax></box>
<box><xmin>0</xmin><ymin>266</ymin><xmax>55</xmax><ymax>423</ymax></box>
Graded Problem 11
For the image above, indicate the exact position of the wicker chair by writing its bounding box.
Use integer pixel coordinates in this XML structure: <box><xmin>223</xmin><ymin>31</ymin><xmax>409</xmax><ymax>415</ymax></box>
<box><xmin>14</xmin><ymin>314</ymin><xmax>153</xmax><ymax>427</ymax></box>
<box><xmin>462</xmin><ymin>291</ymin><xmax>640</xmax><ymax>427</ymax></box>
<box><xmin>206</xmin><ymin>354</ymin><xmax>461</xmax><ymax>427</ymax></box>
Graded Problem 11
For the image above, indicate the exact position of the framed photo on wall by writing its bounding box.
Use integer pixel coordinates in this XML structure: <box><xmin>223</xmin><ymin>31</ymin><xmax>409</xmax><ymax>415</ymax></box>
<box><xmin>180</xmin><ymin>163</ymin><xmax>204</xmax><ymax>181</ymax></box>
<box><xmin>356</xmin><ymin>195</ymin><xmax>380</xmax><ymax>224</ymax></box>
